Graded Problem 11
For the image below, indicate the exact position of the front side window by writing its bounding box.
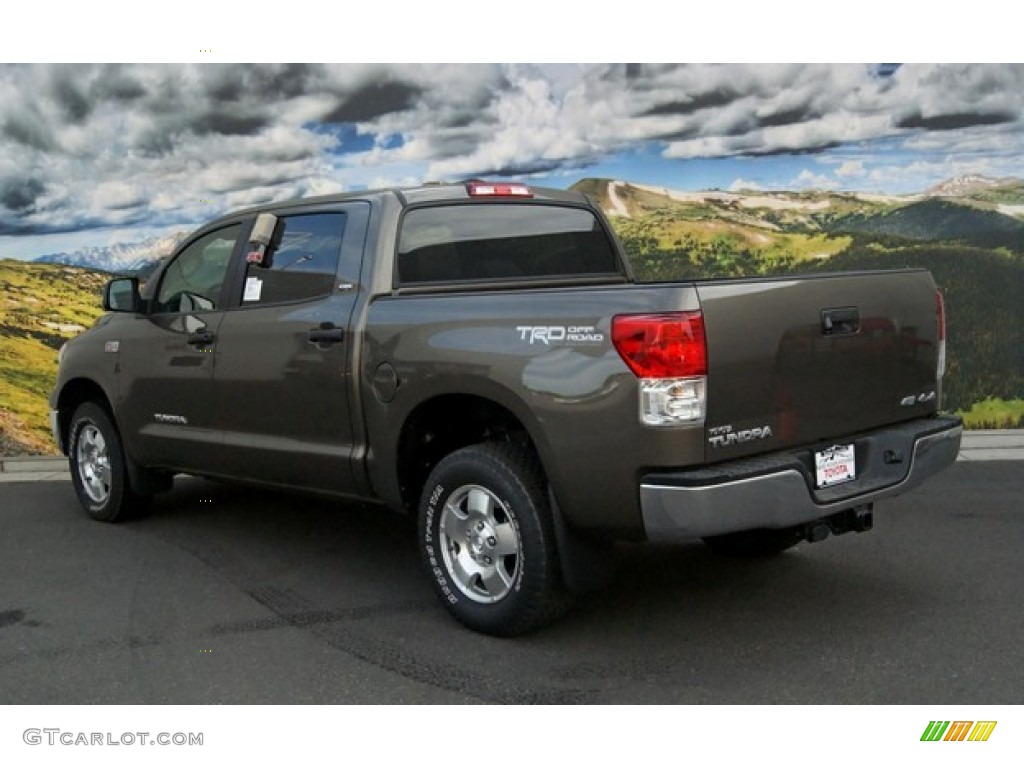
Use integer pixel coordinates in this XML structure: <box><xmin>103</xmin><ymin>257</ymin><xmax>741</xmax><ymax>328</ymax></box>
<box><xmin>398</xmin><ymin>204</ymin><xmax>621</xmax><ymax>285</ymax></box>
<box><xmin>241</xmin><ymin>213</ymin><xmax>347</xmax><ymax>305</ymax></box>
<box><xmin>154</xmin><ymin>225</ymin><xmax>241</xmax><ymax>313</ymax></box>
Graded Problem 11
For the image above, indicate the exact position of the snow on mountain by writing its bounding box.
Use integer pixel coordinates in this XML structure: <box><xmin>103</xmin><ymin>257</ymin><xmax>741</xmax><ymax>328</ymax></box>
<box><xmin>34</xmin><ymin>232</ymin><xmax>187</xmax><ymax>273</ymax></box>
<box><xmin>924</xmin><ymin>175</ymin><xmax>1007</xmax><ymax>197</ymax></box>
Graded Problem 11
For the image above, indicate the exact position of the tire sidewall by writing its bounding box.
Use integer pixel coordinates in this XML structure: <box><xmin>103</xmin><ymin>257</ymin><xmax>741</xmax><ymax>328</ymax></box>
<box><xmin>419</xmin><ymin>448</ymin><xmax>545</xmax><ymax>633</ymax></box>
<box><xmin>68</xmin><ymin>404</ymin><xmax>126</xmax><ymax>522</ymax></box>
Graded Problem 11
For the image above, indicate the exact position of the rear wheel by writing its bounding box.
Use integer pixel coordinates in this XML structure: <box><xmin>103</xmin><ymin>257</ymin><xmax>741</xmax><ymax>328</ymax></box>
<box><xmin>418</xmin><ymin>441</ymin><xmax>571</xmax><ymax>636</ymax></box>
<box><xmin>68</xmin><ymin>402</ymin><xmax>150</xmax><ymax>522</ymax></box>
<box><xmin>702</xmin><ymin>526</ymin><xmax>804</xmax><ymax>558</ymax></box>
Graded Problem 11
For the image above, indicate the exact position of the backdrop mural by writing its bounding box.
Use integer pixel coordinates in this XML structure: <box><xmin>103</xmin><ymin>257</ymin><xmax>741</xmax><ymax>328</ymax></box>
<box><xmin>1</xmin><ymin>63</ymin><xmax>1023</xmax><ymax>453</ymax></box>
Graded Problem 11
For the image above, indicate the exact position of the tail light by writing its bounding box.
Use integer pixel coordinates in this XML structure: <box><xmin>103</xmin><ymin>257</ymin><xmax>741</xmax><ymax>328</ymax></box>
<box><xmin>467</xmin><ymin>182</ymin><xmax>533</xmax><ymax>197</ymax></box>
<box><xmin>612</xmin><ymin>312</ymin><xmax>708</xmax><ymax>426</ymax></box>
<box><xmin>936</xmin><ymin>289</ymin><xmax>946</xmax><ymax>379</ymax></box>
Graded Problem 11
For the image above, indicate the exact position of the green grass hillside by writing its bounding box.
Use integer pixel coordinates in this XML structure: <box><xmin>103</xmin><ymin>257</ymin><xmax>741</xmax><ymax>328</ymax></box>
<box><xmin>0</xmin><ymin>260</ymin><xmax>108</xmax><ymax>454</ymax></box>
<box><xmin>826</xmin><ymin>199</ymin><xmax>1024</xmax><ymax>250</ymax></box>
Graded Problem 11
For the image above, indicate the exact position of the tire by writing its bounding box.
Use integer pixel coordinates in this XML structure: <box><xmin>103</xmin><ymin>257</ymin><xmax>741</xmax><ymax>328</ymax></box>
<box><xmin>68</xmin><ymin>402</ymin><xmax>151</xmax><ymax>522</ymax></box>
<box><xmin>418</xmin><ymin>441</ymin><xmax>572</xmax><ymax>636</ymax></box>
<box><xmin>702</xmin><ymin>526</ymin><xmax>804</xmax><ymax>558</ymax></box>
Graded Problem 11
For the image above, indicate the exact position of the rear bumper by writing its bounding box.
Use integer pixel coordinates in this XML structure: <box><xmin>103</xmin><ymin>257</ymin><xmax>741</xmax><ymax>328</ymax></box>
<box><xmin>639</xmin><ymin>416</ymin><xmax>962</xmax><ymax>541</ymax></box>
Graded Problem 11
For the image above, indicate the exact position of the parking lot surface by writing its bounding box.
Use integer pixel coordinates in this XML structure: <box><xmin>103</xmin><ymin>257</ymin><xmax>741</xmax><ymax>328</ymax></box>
<box><xmin>1</xmin><ymin>462</ymin><xmax>1021</xmax><ymax>704</ymax></box>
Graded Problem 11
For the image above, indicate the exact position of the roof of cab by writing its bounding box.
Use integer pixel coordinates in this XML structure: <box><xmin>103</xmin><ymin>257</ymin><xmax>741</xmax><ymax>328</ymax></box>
<box><xmin>222</xmin><ymin>182</ymin><xmax>590</xmax><ymax>221</ymax></box>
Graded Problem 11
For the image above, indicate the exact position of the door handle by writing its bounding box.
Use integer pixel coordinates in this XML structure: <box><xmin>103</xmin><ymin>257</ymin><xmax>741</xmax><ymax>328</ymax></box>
<box><xmin>187</xmin><ymin>330</ymin><xmax>216</xmax><ymax>346</ymax></box>
<box><xmin>307</xmin><ymin>324</ymin><xmax>346</xmax><ymax>344</ymax></box>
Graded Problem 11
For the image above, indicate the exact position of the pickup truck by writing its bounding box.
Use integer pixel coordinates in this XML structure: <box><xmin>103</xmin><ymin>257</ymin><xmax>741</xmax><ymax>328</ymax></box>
<box><xmin>50</xmin><ymin>181</ymin><xmax>963</xmax><ymax>635</ymax></box>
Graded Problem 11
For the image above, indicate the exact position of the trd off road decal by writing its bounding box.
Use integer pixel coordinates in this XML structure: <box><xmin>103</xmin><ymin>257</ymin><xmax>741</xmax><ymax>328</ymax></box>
<box><xmin>516</xmin><ymin>325</ymin><xmax>604</xmax><ymax>345</ymax></box>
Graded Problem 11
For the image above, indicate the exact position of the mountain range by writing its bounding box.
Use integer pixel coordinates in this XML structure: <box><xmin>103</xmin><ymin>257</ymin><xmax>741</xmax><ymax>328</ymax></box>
<box><xmin>573</xmin><ymin>173</ymin><xmax>1024</xmax><ymax>219</ymax></box>
<box><xmin>924</xmin><ymin>174</ymin><xmax>1023</xmax><ymax>198</ymax></box>
<box><xmin>571</xmin><ymin>175</ymin><xmax>1024</xmax><ymax>254</ymax></box>
<box><xmin>25</xmin><ymin>175</ymin><xmax>1024</xmax><ymax>273</ymax></box>
<box><xmin>34</xmin><ymin>232</ymin><xmax>187</xmax><ymax>273</ymax></box>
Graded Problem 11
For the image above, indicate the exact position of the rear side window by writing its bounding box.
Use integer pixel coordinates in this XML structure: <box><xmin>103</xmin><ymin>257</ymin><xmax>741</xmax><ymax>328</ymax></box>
<box><xmin>398</xmin><ymin>204</ymin><xmax>621</xmax><ymax>285</ymax></box>
<box><xmin>242</xmin><ymin>213</ymin><xmax>346</xmax><ymax>305</ymax></box>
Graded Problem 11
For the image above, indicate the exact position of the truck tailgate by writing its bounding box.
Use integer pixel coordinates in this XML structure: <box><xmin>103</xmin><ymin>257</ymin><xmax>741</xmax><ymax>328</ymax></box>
<box><xmin>696</xmin><ymin>270</ymin><xmax>942</xmax><ymax>463</ymax></box>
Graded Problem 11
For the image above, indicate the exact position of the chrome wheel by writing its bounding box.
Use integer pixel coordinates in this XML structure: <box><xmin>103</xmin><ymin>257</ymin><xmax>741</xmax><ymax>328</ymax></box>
<box><xmin>439</xmin><ymin>484</ymin><xmax>521</xmax><ymax>603</ymax></box>
<box><xmin>75</xmin><ymin>424</ymin><xmax>112</xmax><ymax>504</ymax></box>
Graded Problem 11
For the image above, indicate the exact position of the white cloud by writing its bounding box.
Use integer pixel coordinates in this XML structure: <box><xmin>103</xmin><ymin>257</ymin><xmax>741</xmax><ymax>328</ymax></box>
<box><xmin>3</xmin><ymin>63</ymin><xmax>1024</xmax><ymax>241</ymax></box>
<box><xmin>729</xmin><ymin>178</ymin><xmax>764</xmax><ymax>192</ymax></box>
<box><xmin>835</xmin><ymin>160</ymin><xmax>866</xmax><ymax>178</ymax></box>
<box><xmin>793</xmin><ymin>170</ymin><xmax>839</xmax><ymax>190</ymax></box>
<box><xmin>863</xmin><ymin>156</ymin><xmax>1024</xmax><ymax>191</ymax></box>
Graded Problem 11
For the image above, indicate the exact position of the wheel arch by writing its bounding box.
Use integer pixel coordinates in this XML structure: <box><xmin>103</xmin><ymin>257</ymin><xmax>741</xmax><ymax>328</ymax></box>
<box><xmin>55</xmin><ymin>377</ymin><xmax>115</xmax><ymax>455</ymax></box>
<box><xmin>57</xmin><ymin>376</ymin><xmax>171</xmax><ymax>496</ymax></box>
<box><xmin>381</xmin><ymin>381</ymin><xmax>613</xmax><ymax>594</ymax></box>
<box><xmin>394</xmin><ymin>391</ymin><xmax>548</xmax><ymax>514</ymax></box>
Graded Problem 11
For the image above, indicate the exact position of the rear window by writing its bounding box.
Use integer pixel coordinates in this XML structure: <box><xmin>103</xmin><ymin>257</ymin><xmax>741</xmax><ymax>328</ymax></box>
<box><xmin>398</xmin><ymin>204</ymin><xmax>621</xmax><ymax>285</ymax></box>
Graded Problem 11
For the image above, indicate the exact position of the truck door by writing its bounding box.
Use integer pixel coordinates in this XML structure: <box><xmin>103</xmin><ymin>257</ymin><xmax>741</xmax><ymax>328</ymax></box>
<box><xmin>210</xmin><ymin>203</ymin><xmax>370</xmax><ymax>493</ymax></box>
<box><xmin>117</xmin><ymin>224</ymin><xmax>243</xmax><ymax>471</ymax></box>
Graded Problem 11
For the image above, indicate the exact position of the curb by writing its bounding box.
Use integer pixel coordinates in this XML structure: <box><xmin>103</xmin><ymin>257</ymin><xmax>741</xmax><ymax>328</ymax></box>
<box><xmin>0</xmin><ymin>456</ymin><xmax>67</xmax><ymax>473</ymax></box>
<box><xmin>0</xmin><ymin>456</ymin><xmax>70</xmax><ymax>484</ymax></box>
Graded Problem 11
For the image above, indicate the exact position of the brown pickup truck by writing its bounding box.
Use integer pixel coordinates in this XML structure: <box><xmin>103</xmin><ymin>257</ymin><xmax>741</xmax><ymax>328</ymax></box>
<box><xmin>50</xmin><ymin>181</ymin><xmax>962</xmax><ymax>635</ymax></box>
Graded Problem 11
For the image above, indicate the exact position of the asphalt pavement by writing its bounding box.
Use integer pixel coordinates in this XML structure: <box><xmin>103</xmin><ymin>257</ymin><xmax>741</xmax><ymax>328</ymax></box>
<box><xmin>0</xmin><ymin>456</ymin><xmax>1021</xmax><ymax>704</ymax></box>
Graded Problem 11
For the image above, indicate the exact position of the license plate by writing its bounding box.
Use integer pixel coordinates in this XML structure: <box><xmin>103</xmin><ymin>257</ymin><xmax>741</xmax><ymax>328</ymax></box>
<box><xmin>815</xmin><ymin>444</ymin><xmax>856</xmax><ymax>488</ymax></box>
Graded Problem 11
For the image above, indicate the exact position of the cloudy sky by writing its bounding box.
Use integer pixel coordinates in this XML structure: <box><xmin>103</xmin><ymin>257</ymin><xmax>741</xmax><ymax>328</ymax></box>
<box><xmin>2</xmin><ymin>62</ymin><xmax>1024</xmax><ymax>259</ymax></box>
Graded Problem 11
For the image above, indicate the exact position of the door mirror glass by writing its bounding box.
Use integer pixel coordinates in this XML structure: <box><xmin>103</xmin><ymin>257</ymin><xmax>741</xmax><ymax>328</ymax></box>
<box><xmin>103</xmin><ymin>277</ymin><xmax>140</xmax><ymax>312</ymax></box>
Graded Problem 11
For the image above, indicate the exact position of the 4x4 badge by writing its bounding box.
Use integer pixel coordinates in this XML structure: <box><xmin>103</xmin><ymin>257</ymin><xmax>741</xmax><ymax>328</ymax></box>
<box><xmin>901</xmin><ymin>390</ymin><xmax>936</xmax><ymax>406</ymax></box>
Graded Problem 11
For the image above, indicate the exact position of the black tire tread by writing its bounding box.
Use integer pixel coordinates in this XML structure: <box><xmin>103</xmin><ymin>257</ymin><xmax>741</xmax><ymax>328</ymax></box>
<box><xmin>420</xmin><ymin>440</ymin><xmax>573</xmax><ymax>636</ymax></box>
<box><xmin>478</xmin><ymin>441</ymin><xmax>574</xmax><ymax>635</ymax></box>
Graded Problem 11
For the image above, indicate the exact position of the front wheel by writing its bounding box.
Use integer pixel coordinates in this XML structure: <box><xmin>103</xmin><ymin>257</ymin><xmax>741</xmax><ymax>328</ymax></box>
<box><xmin>418</xmin><ymin>442</ymin><xmax>571</xmax><ymax>636</ymax></box>
<box><xmin>68</xmin><ymin>402</ymin><xmax>150</xmax><ymax>522</ymax></box>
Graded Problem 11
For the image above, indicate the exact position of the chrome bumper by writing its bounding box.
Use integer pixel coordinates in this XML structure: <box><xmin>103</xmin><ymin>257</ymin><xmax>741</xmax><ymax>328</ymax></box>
<box><xmin>640</xmin><ymin>420</ymin><xmax>962</xmax><ymax>541</ymax></box>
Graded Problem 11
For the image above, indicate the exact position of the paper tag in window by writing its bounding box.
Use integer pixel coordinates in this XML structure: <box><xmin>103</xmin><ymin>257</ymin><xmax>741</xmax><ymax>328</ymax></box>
<box><xmin>243</xmin><ymin>276</ymin><xmax>263</xmax><ymax>302</ymax></box>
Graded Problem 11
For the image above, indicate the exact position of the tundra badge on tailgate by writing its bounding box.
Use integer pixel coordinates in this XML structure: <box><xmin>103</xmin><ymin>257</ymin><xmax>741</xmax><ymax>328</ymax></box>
<box><xmin>708</xmin><ymin>424</ymin><xmax>773</xmax><ymax>449</ymax></box>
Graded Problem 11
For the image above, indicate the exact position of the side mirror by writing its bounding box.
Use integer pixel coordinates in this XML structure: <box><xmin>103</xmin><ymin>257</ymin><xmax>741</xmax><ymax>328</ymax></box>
<box><xmin>103</xmin><ymin>277</ymin><xmax>141</xmax><ymax>312</ymax></box>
